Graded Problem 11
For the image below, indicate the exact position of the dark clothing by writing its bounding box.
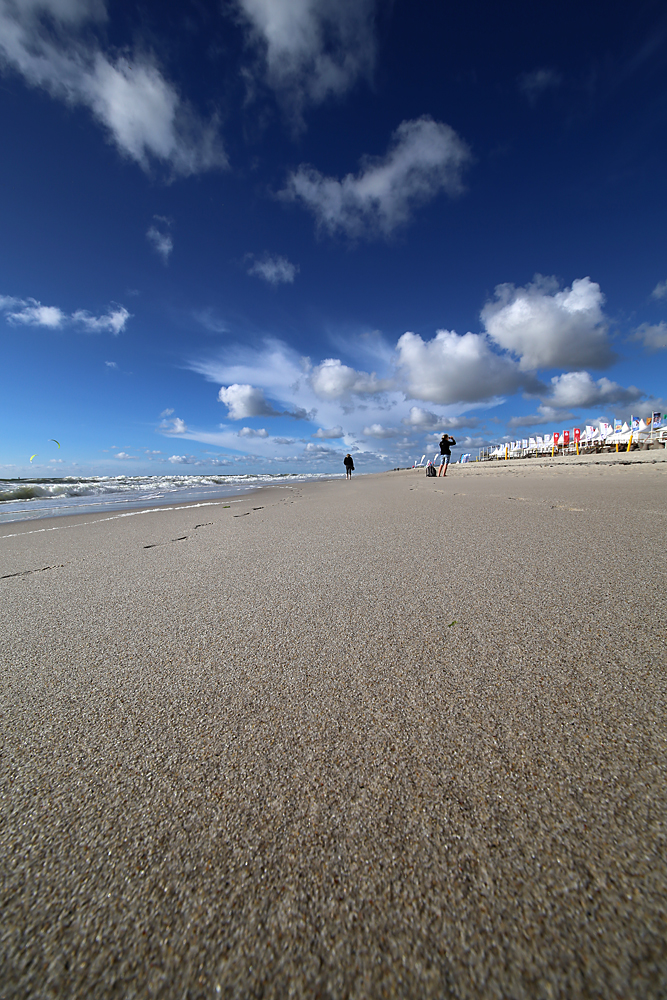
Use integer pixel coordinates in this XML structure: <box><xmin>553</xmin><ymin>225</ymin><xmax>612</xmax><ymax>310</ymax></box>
<box><xmin>344</xmin><ymin>457</ymin><xmax>354</xmax><ymax>471</ymax></box>
<box><xmin>440</xmin><ymin>436</ymin><xmax>456</xmax><ymax>456</ymax></box>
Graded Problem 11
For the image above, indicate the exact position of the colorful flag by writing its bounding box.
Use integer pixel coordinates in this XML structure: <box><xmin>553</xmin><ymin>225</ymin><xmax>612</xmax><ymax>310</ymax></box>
<box><xmin>652</xmin><ymin>411</ymin><xmax>663</xmax><ymax>429</ymax></box>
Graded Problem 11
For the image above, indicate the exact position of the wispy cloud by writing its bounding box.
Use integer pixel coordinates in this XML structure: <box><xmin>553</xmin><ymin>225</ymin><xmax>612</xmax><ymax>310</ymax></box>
<box><xmin>518</xmin><ymin>68</ymin><xmax>562</xmax><ymax>105</ymax></box>
<box><xmin>236</xmin><ymin>0</ymin><xmax>378</xmax><ymax>123</ymax></box>
<box><xmin>1</xmin><ymin>294</ymin><xmax>131</xmax><ymax>334</ymax></box>
<box><xmin>633</xmin><ymin>321</ymin><xmax>667</xmax><ymax>350</ymax></box>
<box><xmin>246</xmin><ymin>252</ymin><xmax>299</xmax><ymax>285</ymax></box>
<box><xmin>281</xmin><ymin>116</ymin><xmax>471</xmax><ymax>240</ymax></box>
<box><xmin>146</xmin><ymin>216</ymin><xmax>173</xmax><ymax>263</ymax></box>
<box><xmin>651</xmin><ymin>280</ymin><xmax>667</xmax><ymax>300</ymax></box>
<box><xmin>0</xmin><ymin>0</ymin><xmax>226</xmax><ymax>176</ymax></box>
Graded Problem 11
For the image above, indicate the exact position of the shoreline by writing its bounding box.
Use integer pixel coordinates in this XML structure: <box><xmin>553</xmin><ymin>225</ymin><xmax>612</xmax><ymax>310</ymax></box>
<box><xmin>2</xmin><ymin>450</ymin><xmax>666</xmax><ymax>534</ymax></box>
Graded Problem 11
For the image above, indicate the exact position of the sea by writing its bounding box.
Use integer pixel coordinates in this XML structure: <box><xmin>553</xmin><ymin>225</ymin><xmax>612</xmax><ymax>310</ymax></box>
<box><xmin>0</xmin><ymin>473</ymin><xmax>342</xmax><ymax>525</ymax></box>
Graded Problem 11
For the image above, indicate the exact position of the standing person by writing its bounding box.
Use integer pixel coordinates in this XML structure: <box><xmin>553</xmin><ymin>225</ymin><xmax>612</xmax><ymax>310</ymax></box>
<box><xmin>344</xmin><ymin>454</ymin><xmax>355</xmax><ymax>480</ymax></box>
<box><xmin>438</xmin><ymin>434</ymin><xmax>456</xmax><ymax>476</ymax></box>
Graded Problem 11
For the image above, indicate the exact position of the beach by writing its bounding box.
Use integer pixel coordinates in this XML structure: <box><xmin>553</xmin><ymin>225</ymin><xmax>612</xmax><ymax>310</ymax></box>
<box><xmin>2</xmin><ymin>460</ymin><xmax>666</xmax><ymax>999</ymax></box>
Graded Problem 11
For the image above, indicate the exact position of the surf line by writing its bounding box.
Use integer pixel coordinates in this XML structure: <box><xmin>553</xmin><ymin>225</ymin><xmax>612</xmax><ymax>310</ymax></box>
<box><xmin>0</xmin><ymin>499</ymin><xmax>245</xmax><ymax>540</ymax></box>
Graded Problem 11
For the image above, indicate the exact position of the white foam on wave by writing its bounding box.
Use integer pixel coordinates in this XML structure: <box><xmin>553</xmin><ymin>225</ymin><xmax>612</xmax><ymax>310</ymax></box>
<box><xmin>0</xmin><ymin>472</ymin><xmax>339</xmax><ymax>504</ymax></box>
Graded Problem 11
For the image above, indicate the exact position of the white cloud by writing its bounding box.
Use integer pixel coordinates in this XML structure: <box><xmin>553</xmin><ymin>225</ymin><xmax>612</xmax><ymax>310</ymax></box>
<box><xmin>160</xmin><ymin>408</ymin><xmax>174</xmax><ymax>417</ymax></box>
<box><xmin>273</xmin><ymin>436</ymin><xmax>295</xmax><ymax>445</ymax></box>
<box><xmin>518</xmin><ymin>68</ymin><xmax>561</xmax><ymax>105</ymax></box>
<box><xmin>0</xmin><ymin>0</ymin><xmax>226</xmax><ymax>175</ymax></box>
<box><xmin>281</xmin><ymin>116</ymin><xmax>471</xmax><ymax>240</ymax></box>
<box><xmin>147</xmin><ymin>218</ymin><xmax>173</xmax><ymax>263</ymax></box>
<box><xmin>236</xmin><ymin>0</ymin><xmax>377</xmax><ymax>120</ymax></box>
<box><xmin>218</xmin><ymin>384</ymin><xmax>282</xmax><ymax>419</ymax></box>
<box><xmin>650</xmin><ymin>280</ymin><xmax>667</xmax><ymax>300</ymax></box>
<box><xmin>481</xmin><ymin>276</ymin><xmax>613</xmax><ymax>370</ymax></box>
<box><xmin>362</xmin><ymin>423</ymin><xmax>399</xmax><ymax>438</ymax></box>
<box><xmin>396</xmin><ymin>329</ymin><xmax>532</xmax><ymax>404</ymax></box>
<box><xmin>168</xmin><ymin>454</ymin><xmax>200</xmax><ymax>464</ymax></box>
<box><xmin>633</xmin><ymin>321</ymin><xmax>667</xmax><ymax>351</ymax></box>
<box><xmin>507</xmin><ymin>405</ymin><xmax>573</xmax><ymax>428</ymax></box>
<box><xmin>238</xmin><ymin>426</ymin><xmax>269</xmax><ymax>438</ymax></box>
<box><xmin>105</xmin><ymin>360</ymin><xmax>117</xmax><ymax>368</ymax></box>
<box><xmin>6</xmin><ymin>302</ymin><xmax>65</xmax><ymax>327</ymax></box>
<box><xmin>313</xmin><ymin>426</ymin><xmax>343</xmax><ymax>438</ymax></box>
<box><xmin>403</xmin><ymin>407</ymin><xmax>479</xmax><ymax>430</ymax></box>
<box><xmin>246</xmin><ymin>252</ymin><xmax>299</xmax><ymax>285</ymax></box>
<box><xmin>305</xmin><ymin>442</ymin><xmax>337</xmax><ymax>454</ymax></box>
<box><xmin>159</xmin><ymin>416</ymin><xmax>187</xmax><ymax>433</ymax></box>
<box><xmin>546</xmin><ymin>371</ymin><xmax>642</xmax><ymax>408</ymax></box>
<box><xmin>72</xmin><ymin>305</ymin><xmax>130</xmax><ymax>334</ymax></box>
<box><xmin>1</xmin><ymin>293</ymin><xmax>130</xmax><ymax>333</ymax></box>
<box><xmin>310</xmin><ymin>358</ymin><xmax>392</xmax><ymax>399</ymax></box>
<box><xmin>115</xmin><ymin>451</ymin><xmax>137</xmax><ymax>459</ymax></box>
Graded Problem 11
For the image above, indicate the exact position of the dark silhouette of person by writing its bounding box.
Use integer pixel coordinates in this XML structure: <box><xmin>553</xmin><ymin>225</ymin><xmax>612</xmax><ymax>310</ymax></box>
<box><xmin>438</xmin><ymin>434</ymin><xmax>456</xmax><ymax>476</ymax></box>
<box><xmin>344</xmin><ymin>454</ymin><xmax>355</xmax><ymax>480</ymax></box>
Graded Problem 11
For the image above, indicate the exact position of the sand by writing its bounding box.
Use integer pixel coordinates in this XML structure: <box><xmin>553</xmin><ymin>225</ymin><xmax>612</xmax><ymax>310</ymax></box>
<box><xmin>1</xmin><ymin>460</ymin><xmax>666</xmax><ymax>999</ymax></box>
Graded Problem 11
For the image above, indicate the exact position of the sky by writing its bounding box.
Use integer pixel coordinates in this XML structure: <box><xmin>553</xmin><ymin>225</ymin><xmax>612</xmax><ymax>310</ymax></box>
<box><xmin>2</xmin><ymin>0</ymin><xmax>667</xmax><ymax>477</ymax></box>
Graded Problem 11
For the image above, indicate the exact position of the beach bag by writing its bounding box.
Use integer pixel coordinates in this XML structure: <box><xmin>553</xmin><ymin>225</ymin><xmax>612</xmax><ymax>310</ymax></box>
<box><xmin>426</xmin><ymin>465</ymin><xmax>437</xmax><ymax>477</ymax></box>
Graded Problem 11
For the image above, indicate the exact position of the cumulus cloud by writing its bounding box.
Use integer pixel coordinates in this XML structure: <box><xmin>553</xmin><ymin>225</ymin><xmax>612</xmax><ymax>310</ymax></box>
<box><xmin>160</xmin><ymin>416</ymin><xmax>187</xmax><ymax>433</ymax></box>
<box><xmin>518</xmin><ymin>68</ymin><xmax>561</xmax><ymax>105</ymax></box>
<box><xmin>313</xmin><ymin>426</ymin><xmax>343</xmax><ymax>438</ymax></box>
<box><xmin>305</xmin><ymin>442</ymin><xmax>337</xmax><ymax>454</ymax></box>
<box><xmin>238</xmin><ymin>426</ymin><xmax>269</xmax><ymax>438</ymax></box>
<box><xmin>168</xmin><ymin>454</ymin><xmax>200</xmax><ymax>464</ymax></box>
<box><xmin>218</xmin><ymin>384</ymin><xmax>283</xmax><ymax>419</ymax></box>
<box><xmin>1</xmin><ymin>294</ymin><xmax>130</xmax><ymax>333</ymax></box>
<box><xmin>310</xmin><ymin>358</ymin><xmax>392</xmax><ymax>399</ymax></box>
<box><xmin>281</xmin><ymin>116</ymin><xmax>471</xmax><ymax>240</ymax></box>
<box><xmin>147</xmin><ymin>217</ymin><xmax>173</xmax><ymax>263</ymax></box>
<box><xmin>632</xmin><ymin>321</ymin><xmax>667</xmax><ymax>351</ymax></box>
<box><xmin>546</xmin><ymin>371</ymin><xmax>642</xmax><ymax>408</ymax></box>
<box><xmin>507</xmin><ymin>405</ymin><xmax>573</xmax><ymax>428</ymax></box>
<box><xmin>246</xmin><ymin>252</ymin><xmax>299</xmax><ymax>285</ymax></box>
<box><xmin>397</xmin><ymin>329</ymin><xmax>534</xmax><ymax>405</ymax></box>
<box><xmin>236</xmin><ymin>0</ymin><xmax>377</xmax><ymax>120</ymax></box>
<box><xmin>403</xmin><ymin>407</ymin><xmax>479</xmax><ymax>430</ymax></box>
<box><xmin>362</xmin><ymin>423</ymin><xmax>400</xmax><ymax>438</ymax></box>
<box><xmin>481</xmin><ymin>276</ymin><xmax>614</xmax><ymax>370</ymax></box>
<box><xmin>651</xmin><ymin>280</ymin><xmax>667</xmax><ymax>300</ymax></box>
<box><xmin>0</xmin><ymin>0</ymin><xmax>226</xmax><ymax>175</ymax></box>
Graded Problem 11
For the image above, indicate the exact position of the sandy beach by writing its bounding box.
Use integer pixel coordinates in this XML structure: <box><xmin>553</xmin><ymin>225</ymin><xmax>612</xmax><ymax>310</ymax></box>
<box><xmin>2</xmin><ymin>459</ymin><xmax>666</xmax><ymax>999</ymax></box>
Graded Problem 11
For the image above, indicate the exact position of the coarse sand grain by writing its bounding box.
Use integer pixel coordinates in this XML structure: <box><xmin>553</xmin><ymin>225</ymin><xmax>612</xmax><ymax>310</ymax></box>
<box><xmin>1</xmin><ymin>462</ymin><xmax>666</xmax><ymax>999</ymax></box>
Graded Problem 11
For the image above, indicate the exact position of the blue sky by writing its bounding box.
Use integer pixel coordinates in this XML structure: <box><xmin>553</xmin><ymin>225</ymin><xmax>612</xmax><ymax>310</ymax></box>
<box><xmin>2</xmin><ymin>0</ymin><xmax>667</xmax><ymax>476</ymax></box>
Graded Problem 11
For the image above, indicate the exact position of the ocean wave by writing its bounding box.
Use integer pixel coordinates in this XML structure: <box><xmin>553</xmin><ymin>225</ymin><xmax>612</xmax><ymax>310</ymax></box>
<box><xmin>0</xmin><ymin>473</ymin><xmax>339</xmax><ymax>505</ymax></box>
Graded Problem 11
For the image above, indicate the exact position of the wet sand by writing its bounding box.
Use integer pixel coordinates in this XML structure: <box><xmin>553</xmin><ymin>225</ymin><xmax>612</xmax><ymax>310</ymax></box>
<box><xmin>2</xmin><ymin>462</ymin><xmax>666</xmax><ymax>998</ymax></box>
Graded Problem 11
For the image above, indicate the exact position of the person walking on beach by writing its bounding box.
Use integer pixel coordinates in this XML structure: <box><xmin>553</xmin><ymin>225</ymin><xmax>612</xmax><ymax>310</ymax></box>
<box><xmin>438</xmin><ymin>434</ymin><xmax>456</xmax><ymax>476</ymax></box>
<box><xmin>344</xmin><ymin>454</ymin><xmax>355</xmax><ymax>480</ymax></box>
